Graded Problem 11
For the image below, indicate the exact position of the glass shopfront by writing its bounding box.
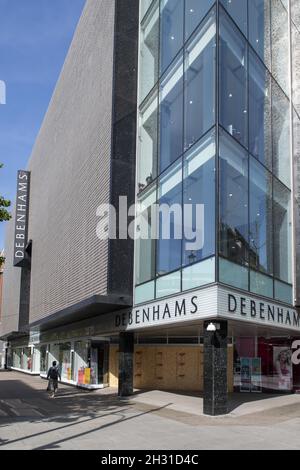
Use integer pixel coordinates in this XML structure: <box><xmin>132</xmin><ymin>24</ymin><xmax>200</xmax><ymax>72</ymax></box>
<box><xmin>59</xmin><ymin>342</ymin><xmax>72</xmax><ymax>381</ymax></box>
<box><xmin>10</xmin><ymin>347</ymin><xmax>34</xmax><ymax>372</ymax></box>
<box><xmin>74</xmin><ymin>340</ymin><xmax>109</xmax><ymax>387</ymax></box>
<box><xmin>234</xmin><ymin>337</ymin><xmax>300</xmax><ymax>393</ymax></box>
<box><xmin>39</xmin><ymin>345</ymin><xmax>48</xmax><ymax>375</ymax></box>
<box><xmin>37</xmin><ymin>339</ymin><xmax>109</xmax><ymax>387</ymax></box>
<box><xmin>12</xmin><ymin>348</ymin><xmax>22</xmax><ymax>369</ymax></box>
<box><xmin>22</xmin><ymin>347</ymin><xmax>32</xmax><ymax>371</ymax></box>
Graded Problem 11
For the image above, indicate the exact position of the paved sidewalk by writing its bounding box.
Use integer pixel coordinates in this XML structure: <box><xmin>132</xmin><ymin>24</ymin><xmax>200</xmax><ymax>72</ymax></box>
<box><xmin>1</xmin><ymin>371</ymin><xmax>300</xmax><ymax>450</ymax></box>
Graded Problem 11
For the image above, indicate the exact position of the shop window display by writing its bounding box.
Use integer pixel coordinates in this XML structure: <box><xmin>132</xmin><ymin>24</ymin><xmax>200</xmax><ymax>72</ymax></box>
<box><xmin>59</xmin><ymin>342</ymin><xmax>72</xmax><ymax>381</ymax></box>
<box><xmin>234</xmin><ymin>337</ymin><xmax>297</xmax><ymax>392</ymax></box>
<box><xmin>74</xmin><ymin>341</ymin><xmax>90</xmax><ymax>385</ymax></box>
<box><xmin>40</xmin><ymin>345</ymin><xmax>48</xmax><ymax>375</ymax></box>
<box><xmin>22</xmin><ymin>347</ymin><xmax>32</xmax><ymax>371</ymax></box>
<box><xmin>12</xmin><ymin>348</ymin><xmax>22</xmax><ymax>369</ymax></box>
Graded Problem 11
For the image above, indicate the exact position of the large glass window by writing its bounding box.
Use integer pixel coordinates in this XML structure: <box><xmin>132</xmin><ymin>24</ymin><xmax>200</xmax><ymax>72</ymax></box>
<box><xmin>22</xmin><ymin>347</ymin><xmax>32</xmax><ymax>371</ymax></box>
<box><xmin>248</xmin><ymin>0</ymin><xmax>271</xmax><ymax>68</ymax></box>
<box><xmin>13</xmin><ymin>349</ymin><xmax>21</xmax><ymax>369</ymax></box>
<box><xmin>249</xmin><ymin>50</ymin><xmax>272</xmax><ymax>169</ymax></box>
<box><xmin>271</xmin><ymin>0</ymin><xmax>289</xmax><ymax>97</ymax></box>
<box><xmin>184</xmin><ymin>10</ymin><xmax>216</xmax><ymax>152</ymax></box>
<box><xmin>250</xmin><ymin>270</ymin><xmax>273</xmax><ymax>298</ymax></box>
<box><xmin>219</xmin><ymin>10</ymin><xmax>248</xmax><ymax>148</ymax></box>
<box><xmin>219</xmin><ymin>257</ymin><xmax>248</xmax><ymax>290</ymax></box>
<box><xmin>40</xmin><ymin>345</ymin><xmax>47</xmax><ymax>375</ymax></box>
<box><xmin>74</xmin><ymin>341</ymin><xmax>89</xmax><ymax>385</ymax></box>
<box><xmin>182</xmin><ymin>257</ymin><xmax>215</xmax><ymax>290</ymax></box>
<box><xmin>159</xmin><ymin>54</ymin><xmax>184</xmax><ymax>173</ymax></box>
<box><xmin>138</xmin><ymin>89</ymin><xmax>158</xmax><ymax>192</ymax></box>
<box><xmin>157</xmin><ymin>160</ymin><xmax>182</xmax><ymax>275</ymax></box>
<box><xmin>160</xmin><ymin>0</ymin><xmax>184</xmax><ymax>74</ymax></box>
<box><xmin>273</xmin><ymin>179</ymin><xmax>292</xmax><ymax>284</ymax></box>
<box><xmin>275</xmin><ymin>280</ymin><xmax>293</xmax><ymax>304</ymax></box>
<box><xmin>135</xmin><ymin>280</ymin><xmax>155</xmax><ymax>304</ymax></box>
<box><xmin>272</xmin><ymin>81</ymin><xmax>291</xmax><ymax>188</ymax></box>
<box><xmin>183</xmin><ymin>130</ymin><xmax>216</xmax><ymax>266</ymax></box>
<box><xmin>249</xmin><ymin>158</ymin><xmax>273</xmax><ymax>275</ymax></box>
<box><xmin>220</xmin><ymin>0</ymin><xmax>248</xmax><ymax>37</ymax></box>
<box><xmin>185</xmin><ymin>0</ymin><xmax>214</xmax><ymax>40</ymax></box>
<box><xmin>139</xmin><ymin>1</ymin><xmax>159</xmax><ymax>103</ymax></box>
<box><xmin>156</xmin><ymin>270</ymin><xmax>181</xmax><ymax>298</ymax></box>
<box><xmin>135</xmin><ymin>184</ymin><xmax>157</xmax><ymax>285</ymax></box>
<box><xmin>219</xmin><ymin>131</ymin><xmax>249</xmax><ymax>266</ymax></box>
<box><xmin>59</xmin><ymin>342</ymin><xmax>72</xmax><ymax>382</ymax></box>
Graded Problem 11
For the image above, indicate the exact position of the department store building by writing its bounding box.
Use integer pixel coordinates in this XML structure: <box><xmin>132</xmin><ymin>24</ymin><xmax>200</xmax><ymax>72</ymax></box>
<box><xmin>1</xmin><ymin>0</ymin><xmax>300</xmax><ymax>415</ymax></box>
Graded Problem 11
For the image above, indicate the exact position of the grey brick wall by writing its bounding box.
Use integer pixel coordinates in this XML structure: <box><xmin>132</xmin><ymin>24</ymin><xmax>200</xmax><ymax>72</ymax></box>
<box><xmin>0</xmin><ymin>213</ymin><xmax>22</xmax><ymax>336</ymax></box>
<box><xmin>27</xmin><ymin>0</ymin><xmax>116</xmax><ymax>323</ymax></box>
<box><xmin>1</xmin><ymin>0</ymin><xmax>139</xmax><ymax>332</ymax></box>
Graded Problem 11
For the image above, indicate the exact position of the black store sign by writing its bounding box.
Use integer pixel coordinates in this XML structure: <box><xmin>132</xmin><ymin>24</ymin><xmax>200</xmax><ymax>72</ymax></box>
<box><xmin>13</xmin><ymin>170</ymin><xmax>30</xmax><ymax>267</ymax></box>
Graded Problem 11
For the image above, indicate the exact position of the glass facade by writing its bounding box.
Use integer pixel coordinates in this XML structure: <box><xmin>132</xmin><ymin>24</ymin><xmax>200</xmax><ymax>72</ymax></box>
<box><xmin>36</xmin><ymin>340</ymin><xmax>109</xmax><ymax>387</ymax></box>
<box><xmin>234</xmin><ymin>336</ymin><xmax>299</xmax><ymax>393</ymax></box>
<box><xmin>136</xmin><ymin>0</ymin><xmax>294</xmax><ymax>306</ymax></box>
<box><xmin>11</xmin><ymin>347</ymin><xmax>34</xmax><ymax>372</ymax></box>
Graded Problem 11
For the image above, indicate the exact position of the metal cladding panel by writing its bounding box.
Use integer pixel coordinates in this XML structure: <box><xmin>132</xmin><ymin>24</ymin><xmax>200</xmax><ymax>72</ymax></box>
<box><xmin>0</xmin><ymin>215</ymin><xmax>21</xmax><ymax>336</ymax></box>
<box><xmin>27</xmin><ymin>0</ymin><xmax>116</xmax><ymax>323</ymax></box>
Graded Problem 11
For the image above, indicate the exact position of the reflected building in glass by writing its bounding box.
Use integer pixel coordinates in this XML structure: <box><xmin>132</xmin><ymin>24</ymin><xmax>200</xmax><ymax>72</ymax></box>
<box><xmin>136</xmin><ymin>0</ymin><xmax>295</xmax><ymax>304</ymax></box>
<box><xmin>135</xmin><ymin>0</ymin><xmax>300</xmax><ymax>414</ymax></box>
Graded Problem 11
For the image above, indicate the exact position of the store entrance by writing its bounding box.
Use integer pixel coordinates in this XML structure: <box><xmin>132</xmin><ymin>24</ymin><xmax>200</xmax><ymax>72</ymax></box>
<box><xmin>89</xmin><ymin>341</ymin><xmax>109</xmax><ymax>387</ymax></box>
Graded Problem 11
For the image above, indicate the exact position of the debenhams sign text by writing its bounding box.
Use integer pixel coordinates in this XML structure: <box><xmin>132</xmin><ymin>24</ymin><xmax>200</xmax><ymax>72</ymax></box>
<box><xmin>115</xmin><ymin>291</ymin><xmax>300</xmax><ymax>330</ymax></box>
<box><xmin>13</xmin><ymin>170</ymin><xmax>30</xmax><ymax>267</ymax></box>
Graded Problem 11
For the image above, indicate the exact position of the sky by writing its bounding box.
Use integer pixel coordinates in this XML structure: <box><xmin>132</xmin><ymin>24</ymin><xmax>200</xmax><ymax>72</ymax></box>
<box><xmin>0</xmin><ymin>0</ymin><xmax>86</xmax><ymax>249</ymax></box>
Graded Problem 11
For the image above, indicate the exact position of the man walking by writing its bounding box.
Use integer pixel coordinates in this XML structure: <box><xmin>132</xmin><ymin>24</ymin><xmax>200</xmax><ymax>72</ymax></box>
<box><xmin>47</xmin><ymin>361</ymin><xmax>61</xmax><ymax>398</ymax></box>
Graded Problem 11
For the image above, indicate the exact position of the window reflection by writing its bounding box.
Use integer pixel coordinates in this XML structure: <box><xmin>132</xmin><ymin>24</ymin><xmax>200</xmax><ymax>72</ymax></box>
<box><xmin>219</xmin><ymin>131</ymin><xmax>249</xmax><ymax>266</ymax></box>
<box><xmin>185</xmin><ymin>0</ymin><xmax>214</xmax><ymax>40</ymax></box>
<box><xmin>159</xmin><ymin>54</ymin><xmax>184</xmax><ymax>173</ymax></box>
<box><xmin>220</xmin><ymin>0</ymin><xmax>247</xmax><ymax>36</ymax></box>
<box><xmin>139</xmin><ymin>1</ymin><xmax>159</xmax><ymax>103</ymax></box>
<box><xmin>249</xmin><ymin>50</ymin><xmax>272</xmax><ymax>169</ymax></box>
<box><xmin>219</xmin><ymin>10</ymin><xmax>248</xmax><ymax>148</ymax></box>
<box><xmin>248</xmin><ymin>0</ymin><xmax>271</xmax><ymax>68</ymax></box>
<box><xmin>141</xmin><ymin>0</ymin><xmax>154</xmax><ymax>20</ymax></box>
<box><xmin>138</xmin><ymin>88</ymin><xmax>158</xmax><ymax>193</ymax></box>
<box><xmin>249</xmin><ymin>158</ymin><xmax>273</xmax><ymax>275</ymax></box>
<box><xmin>291</xmin><ymin>0</ymin><xmax>300</xmax><ymax>30</ymax></box>
<box><xmin>135</xmin><ymin>184</ymin><xmax>157</xmax><ymax>285</ymax></box>
<box><xmin>273</xmin><ymin>179</ymin><xmax>292</xmax><ymax>284</ymax></box>
<box><xmin>184</xmin><ymin>10</ymin><xmax>216</xmax><ymax>151</ymax></box>
<box><xmin>271</xmin><ymin>0</ymin><xmax>289</xmax><ymax>96</ymax></box>
<box><xmin>272</xmin><ymin>81</ymin><xmax>291</xmax><ymax>188</ymax></box>
<box><xmin>292</xmin><ymin>24</ymin><xmax>300</xmax><ymax>116</ymax></box>
<box><xmin>160</xmin><ymin>0</ymin><xmax>184</xmax><ymax>74</ymax></box>
<box><xmin>183</xmin><ymin>130</ymin><xmax>216</xmax><ymax>266</ymax></box>
<box><xmin>157</xmin><ymin>160</ymin><xmax>182</xmax><ymax>275</ymax></box>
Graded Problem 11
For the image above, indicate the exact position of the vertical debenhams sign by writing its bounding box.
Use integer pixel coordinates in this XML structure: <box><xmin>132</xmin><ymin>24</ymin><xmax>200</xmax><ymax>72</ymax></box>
<box><xmin>13</xmin><ymin>170</ymin><xmax>30</xmax><ymax>267</ymax></box>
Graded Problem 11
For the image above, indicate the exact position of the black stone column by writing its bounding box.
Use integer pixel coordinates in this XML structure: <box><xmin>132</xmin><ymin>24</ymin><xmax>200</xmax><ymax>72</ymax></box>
<box><xmin>203</xmin><ymin>320</ymin><xmax>228</xmax><ymax>415</ymax></box>
<box><xmin>118</xmin><ymin>332</ymin><xmax>134</xmax><ymax>397</ymax></box>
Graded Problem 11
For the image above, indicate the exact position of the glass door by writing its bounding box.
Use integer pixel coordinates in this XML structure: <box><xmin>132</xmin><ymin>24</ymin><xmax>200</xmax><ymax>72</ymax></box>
<box><xmin>90</xmin><ymin>342</ymin><xmax>109</xmax><ymax>386</ymax></box>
